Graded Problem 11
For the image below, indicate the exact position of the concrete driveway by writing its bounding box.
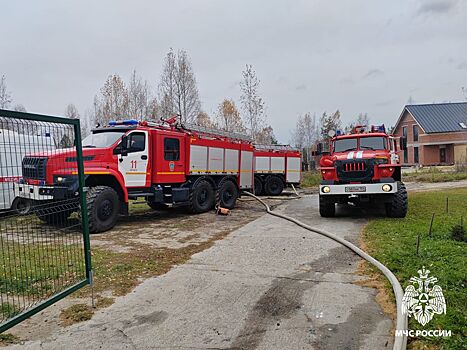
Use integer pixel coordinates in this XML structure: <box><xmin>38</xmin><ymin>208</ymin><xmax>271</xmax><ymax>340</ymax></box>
<box><xmin>9</xmin><ymin>195</ymin><xmax>393</xmax><ymax>350</ymax></box>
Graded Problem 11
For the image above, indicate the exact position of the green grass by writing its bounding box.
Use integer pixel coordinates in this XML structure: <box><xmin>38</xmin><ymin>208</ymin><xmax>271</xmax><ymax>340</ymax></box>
<box><xmin>363</xmin><ymin>188</ymin><xmax>467</xmax><ymax>349</ymax></box>
<box><xmin>1</xmin><ymin>302</ymin><xmax>21</xmax><ymax>319</ymax></box>
<box><xmin>404</xmin><ymin>167</ymin><xmax>467</xmax><ymax>183</ymax></box>
<box><xmin>301</xmin><ymin>171</ymin><xmax>322</xmax><ymax>188</ymax></box>
<box><xmin>0</xmin><ymin>242</ymin><xmax>86</xmax><ymax>299</ymax></box>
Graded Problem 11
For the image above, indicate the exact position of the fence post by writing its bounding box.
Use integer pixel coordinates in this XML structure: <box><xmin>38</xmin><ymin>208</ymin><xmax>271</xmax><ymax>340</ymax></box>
<box><xmin>428</xmin><ymin>213</ymin><xmax>435</xmax><ymax>238</ymax></box>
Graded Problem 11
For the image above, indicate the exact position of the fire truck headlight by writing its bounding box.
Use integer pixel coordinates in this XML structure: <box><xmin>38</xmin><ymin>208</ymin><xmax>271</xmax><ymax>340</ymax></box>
<box><xmin>322</xmin><ymin>186</ymin><xmax>331</xmax><ymax>193</ymax></box>
<box><xmin>57</xmin><ymin>176</ymin><xmax>66</xmax><ymax>183</ymax></box>
<box><xmin>382</xmin><ymin>184</ymin><xmax>392</xmax><ymax>192</ymax></box>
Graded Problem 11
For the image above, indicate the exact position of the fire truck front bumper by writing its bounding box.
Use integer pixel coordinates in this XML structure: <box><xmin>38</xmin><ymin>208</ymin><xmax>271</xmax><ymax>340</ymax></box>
<box><xmin>14</xmin><ymin>184</ymin><xmax>69</xmax><ymax>201</ymax></box>
<box><xmin>319</xmin><ymin>182</ymin><xmax>397</xmax><ymax>195</ymax></box>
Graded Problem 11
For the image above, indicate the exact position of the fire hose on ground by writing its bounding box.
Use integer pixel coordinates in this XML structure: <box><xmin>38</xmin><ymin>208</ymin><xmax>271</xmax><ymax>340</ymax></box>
<box><xmin>241</xmin><ymin>191</ymin><xmax>408</xmax><ymax>350</ymax></box>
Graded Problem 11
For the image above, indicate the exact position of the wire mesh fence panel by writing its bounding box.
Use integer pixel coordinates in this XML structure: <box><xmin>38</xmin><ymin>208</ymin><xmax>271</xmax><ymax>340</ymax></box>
<box><xmin>0</xmin><ymin>110</ymin><xmax>91</xmax><ymax>332</ymax></box>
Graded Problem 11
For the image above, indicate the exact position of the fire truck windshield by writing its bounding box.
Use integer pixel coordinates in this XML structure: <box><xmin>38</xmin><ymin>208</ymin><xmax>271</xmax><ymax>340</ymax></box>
<box><xmin>82</xmin><ymin>131</ymin><xmax>126</xmax><ymax>148</ymax></box>
<box><xmin>359</xmin><ymin>136</ymin><xmax>386</xmax><ymax>150</ymax></box>
<box><xmin>333</xmin><ymin>138</ymin><xmax>357</xmax><ymax>152</ymax></box>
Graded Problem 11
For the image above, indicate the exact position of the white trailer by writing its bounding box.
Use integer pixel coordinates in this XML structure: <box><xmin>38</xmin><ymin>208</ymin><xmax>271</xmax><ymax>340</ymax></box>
<box><xmin>0</xmin><ymin>129</ymin><xmax>55</xmax><ymax>212</ymax></box>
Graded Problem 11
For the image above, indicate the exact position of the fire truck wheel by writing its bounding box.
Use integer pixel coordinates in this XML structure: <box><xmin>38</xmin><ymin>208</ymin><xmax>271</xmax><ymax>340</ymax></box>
<box><xmin>319</xmin><ymin>196</ymin><xmax>336</xmax><ymax>217</ymax></box>
<box><xmin>190</xmin><ymin>180</ymin><xmax>215</xmax><ymax>213</ymax></box>
<box><xmin>385</xmin><ymin>182</ymin><xmax>408</xmax><ymax>218</ymax></box>
<box><xmin>264</xmin><ymin>176</ymin><xmax>284</xmax><ymax>196</ymax></box>
<box><xmin>86</xmin><ymin>186</ymin><xmax>119</xmax><ymax>233</ymax></box>
<box><xmin>254</xmin><ymin>176</ymin><xmax>263</xmax><ymax>196</ymax></box>
<box><xmin>12</xmin><ymin>197</ymin><xmax>32</xmax><ymax>215</ymax></box>
<box><xmin>217</xmin><ymin>179</ymin><xmax>238</xmax><ymax>209</ymax></box>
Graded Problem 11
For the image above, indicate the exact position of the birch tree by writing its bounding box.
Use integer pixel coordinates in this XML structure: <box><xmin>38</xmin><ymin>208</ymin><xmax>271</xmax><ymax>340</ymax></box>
<box><xmin>65</xmin><ymin>103</ymin><xmax>80</xmax><ymax>119</ymax></box>
<box><xmin>94</xmin><ymin>74</ymin><xmax>129</xmax><ymax>125</ymax></box>
<box><xmin>240</xmin><ymin>64</ymin><xmax>265</xmax><ymax>140</ymax></box>
<box><xmin>158</xmin><ymin>49</ymin><xmax>201</xmax><ymax>123</ymax></box>
<box><xmin>0</xmin><ymin>74</ymin><xmax>12</xmax><ymax>109</ymax></box>
<box><xmin>128</xmin><ymin>70</ymin><xmax>151</xmax><ymax>119</ymax></box>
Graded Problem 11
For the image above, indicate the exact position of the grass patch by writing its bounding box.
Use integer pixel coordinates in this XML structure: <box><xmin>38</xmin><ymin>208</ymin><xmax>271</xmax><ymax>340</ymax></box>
<box><xmin>0</xmin><ymin>242</ymin><xmax>86</xmax><ymax>298</ymax></box>
<box><xmin>363</xmin><ymin>188</ymin><xmax>467</xmax><ymax>349</ymax></box>
<box><xmin>0</xmin><ymin>302</ymin><xmax>21</xmax><ymax>319</ymax></box>
<box><xmin>59</xmin><ymin>303</ymin><xmax>94</xmax><ymax>327</ymax></box>
<box><xmin>301</xmin><ymin>171</ymin><xmax>321</xmax><ymax>188</ymax></box>
<box><xmin>404</xmin><ymin>167</ymin><xmax>467</xmax><ymax>183</ymax></box>
<box><xmin>0</xmin><ymin>333</ymin><xmax>20</xmax><ymax>346</ymax></box>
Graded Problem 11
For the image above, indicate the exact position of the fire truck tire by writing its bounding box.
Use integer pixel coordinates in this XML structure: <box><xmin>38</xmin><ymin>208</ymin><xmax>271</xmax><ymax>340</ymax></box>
<box><xmin>189</xmin><ymin>180</ymin><xmax>215</xmax><ymax>213</ymax></box>
<box><xmin>264</xmin><ymin>175</ymin><xmax>284</xmax><ymax>196</ymax></box>
<box><xmin>385</xmin><ymin>182</ymin><xmax>408</xmax><ymax>218</ymax></box>
<box><xmin>37</xmin><ymin>208</ymin><xmax>72</xmax><ymax>224</ymax></box>
<box><xmin>216</xmin><ymin>179</ymin><xmax>238</xmax><ymax>209</ymax></box>
<box><xmin>319</xmin><ymin>196</ymin><xmax>336</xmax><ymax>217</ymax></box>
<box><xmin>12</xmin><ymin>197</ymin><xmax>32</xmax><ymax>215</ymax></box>
<box><xmin>86</xmin><ymin>186</ymin><xmax>119</xmax><ymax>233</ymax></box>
<box><xmin>254</xmin><ymin>176</ymin><xmax>263</xmax><ymax>196</ymax></box>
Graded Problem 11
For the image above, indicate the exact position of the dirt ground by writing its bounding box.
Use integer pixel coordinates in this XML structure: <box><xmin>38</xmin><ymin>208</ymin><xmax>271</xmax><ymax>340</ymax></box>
<box><xmin>3</xmin><ymin>194</ymin><xmax>290</xmax><ymax>344</ymax></box>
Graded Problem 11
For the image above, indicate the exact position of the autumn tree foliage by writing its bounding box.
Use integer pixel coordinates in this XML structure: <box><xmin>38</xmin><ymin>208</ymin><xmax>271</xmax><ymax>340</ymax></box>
<box><xmin>215</xmin><ymin>99</ymin><xmax>245</xmax><ymax>133</ymax></box>
<box><xmin>194</xmin><ymin>111</ymin><xmax>212</xmax><ymax>127</ymax></box>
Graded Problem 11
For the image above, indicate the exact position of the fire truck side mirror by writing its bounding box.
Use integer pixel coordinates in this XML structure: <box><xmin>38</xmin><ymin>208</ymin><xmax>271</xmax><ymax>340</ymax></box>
<box><xmin>312</xmin><ymin>142</ymin><xmax>327</xmax><ymax>156</ymax></box>
<box><xmin>399</xmin><ymin>136</ymin><xmax>407</xmax><ymax>151</ymax></box>
<box><xmin>120</xmin><ymin>135</ymin><xmax>129</xmax><ymax>156</ymax></box>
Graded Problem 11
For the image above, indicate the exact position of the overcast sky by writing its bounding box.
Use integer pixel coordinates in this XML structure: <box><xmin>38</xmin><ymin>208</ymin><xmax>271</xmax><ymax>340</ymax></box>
<box><xmin>1</xmin><ymin>0</ymin><xmax>466</xmax><ymax>142</ymax></box>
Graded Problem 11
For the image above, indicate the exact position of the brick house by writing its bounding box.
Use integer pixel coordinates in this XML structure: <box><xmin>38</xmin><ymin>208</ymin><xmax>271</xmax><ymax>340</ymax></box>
<box><xmin>393</xmin><ymin>102</ymin><xmax>467</xmax><ymax>166</ymax></box>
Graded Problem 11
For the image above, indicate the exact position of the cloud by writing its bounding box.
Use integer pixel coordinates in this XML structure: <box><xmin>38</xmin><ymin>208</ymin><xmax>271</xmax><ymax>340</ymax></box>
<box><xmin>363</xmin><ymin>69</ymin><xmax>384</xmax><ymax>79</ymax></box>
<box><xmin>295</xmin><ymin>84</ymin><xmax>307</xmax><ymax>91</ymax></box>
<box><xmin>457</xmin><ymin>61</ymin><xmax>467</xmax><ymax>70</ymax></box>
<box><xmin>416</xmin><ymin>0</ymin><xmax>458</xmax><ymax>16</ymax></box>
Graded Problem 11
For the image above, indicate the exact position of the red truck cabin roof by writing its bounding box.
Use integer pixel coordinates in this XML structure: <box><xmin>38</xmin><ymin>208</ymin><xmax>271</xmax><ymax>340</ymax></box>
<box><xmin>333</xmin><ymin>132</ymin><xmax>388</xmax><ymax>140</ymax></box>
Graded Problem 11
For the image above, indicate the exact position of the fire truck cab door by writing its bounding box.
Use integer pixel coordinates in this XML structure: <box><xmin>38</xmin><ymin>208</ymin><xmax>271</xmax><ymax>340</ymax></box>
<box><xmin>118</xmin><ymin>131</ymin><xmax>149</xmax><ymax>187</ymax></box>
<box><xmin>156</xmin><ymin>134</ymin><xmax>185</xmax><ymax>183</ymax></box>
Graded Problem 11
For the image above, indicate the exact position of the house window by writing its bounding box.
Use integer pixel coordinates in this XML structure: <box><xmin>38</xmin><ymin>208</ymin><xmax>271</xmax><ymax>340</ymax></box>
<box><xmin>413</xmin><ymin>125</ymin><xmax>419</xmax><ymax>142</ymax></box>
<box><xmin>164</xmin><ymin>138</ymin><xmax>180</xmax><ymax>161</ymax></box>
<box><xmin>404</xmin><ymin>149</ymin><xmax>408</xmax><ymax>163</ymax></box>
<box><xmin>402</xmin><ymin>126</ymin><xmax>407</xmax><ymax>138</ymax></box>
<box><xmin>414</xmin><ymin>147</ymin><xmax>419</xmax><ymax>163</ymax></box>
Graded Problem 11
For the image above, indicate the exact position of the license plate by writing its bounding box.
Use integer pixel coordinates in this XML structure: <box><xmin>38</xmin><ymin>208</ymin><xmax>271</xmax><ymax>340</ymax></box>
<box><xmin>345</xmin><ymin>186</ymin><xmax>366</xmax><ymax>193</ymax></box>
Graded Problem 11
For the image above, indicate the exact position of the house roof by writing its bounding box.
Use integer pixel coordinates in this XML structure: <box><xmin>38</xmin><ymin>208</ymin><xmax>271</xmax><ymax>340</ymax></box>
<box><xmin>403</xmin><ymin>102</ymin><xmax>467</xmax><ymax>133</ymax></box>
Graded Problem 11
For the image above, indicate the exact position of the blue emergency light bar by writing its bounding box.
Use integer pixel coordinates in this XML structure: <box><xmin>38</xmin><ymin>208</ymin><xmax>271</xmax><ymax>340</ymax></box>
<box><xmin>109</xmin><ymin>119</ymin><xmax>139</xmax><ymax>126</ymax></box>
<box><xmin>335</xmin><ymin>130</ymin><xmax>343</xmax><ymax>136</ymax></box>
<box><xmin>371</xmin><ymin>124</ymin><xmax>386</xmax><ymax>133</ymax></box>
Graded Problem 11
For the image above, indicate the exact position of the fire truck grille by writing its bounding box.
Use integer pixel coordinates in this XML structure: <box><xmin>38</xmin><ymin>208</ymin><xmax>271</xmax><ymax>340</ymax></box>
<box><xmin>22</xmin><ymin>157</ymin><xmax>47</xmax><ymax>180</ymax></box>
<box><xmin>335</xmin><ymin>159</ymin><xmax>374</xmax><ymax>183</ymax></box>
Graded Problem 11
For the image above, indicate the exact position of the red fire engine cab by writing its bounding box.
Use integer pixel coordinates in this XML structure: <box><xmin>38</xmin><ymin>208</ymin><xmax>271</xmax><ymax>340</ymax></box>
<box><xmin>253</xmin><ymin>145</ymin><xmax>301</xmax><ymax>196</ymax></box>
<box><xmin>16</xmin><ymin>119</ymin><xmax>255</xmax><ymax>233</ymax></box>
<box><xmin>315</xmin><ymin>125</ymin><xmax>408</xmax><ymax>218</ymax></box>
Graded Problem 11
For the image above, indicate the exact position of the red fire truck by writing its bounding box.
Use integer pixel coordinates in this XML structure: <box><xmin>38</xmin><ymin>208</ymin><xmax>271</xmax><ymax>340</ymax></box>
<box><xmin>15</xmin><ymin>118</ymin><xmax>255</xmax><ymax>233</ymax></box>
<box><xmin>253</xmin><ymin>145</ymin><xmax>301</xmax><ymax>195</ymax></box>
<box><xmin>316</xmin><ymin>125</ymin><xmax>408</xmax><ymax>218</ymax></box>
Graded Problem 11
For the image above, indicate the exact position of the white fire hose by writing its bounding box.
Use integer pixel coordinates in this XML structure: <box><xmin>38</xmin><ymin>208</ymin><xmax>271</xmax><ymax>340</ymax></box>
<box><xmin>242</xmin><ymin>191</ymin><xmax>408</xmax><ymax>350</ymax></box>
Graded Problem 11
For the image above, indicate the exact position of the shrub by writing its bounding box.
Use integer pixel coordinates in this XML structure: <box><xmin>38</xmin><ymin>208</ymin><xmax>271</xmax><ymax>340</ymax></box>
<box><xmin>450</xmin><ymin>224</ymin><xmax>466</xmax><ymax>242</ymax></box>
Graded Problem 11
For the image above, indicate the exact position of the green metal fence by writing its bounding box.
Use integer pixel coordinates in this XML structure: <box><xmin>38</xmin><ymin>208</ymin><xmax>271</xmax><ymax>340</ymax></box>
<box><xmin>0</xmin><ymin>109</ymin><xmax>91</xmax><ymax>333</ymax></box>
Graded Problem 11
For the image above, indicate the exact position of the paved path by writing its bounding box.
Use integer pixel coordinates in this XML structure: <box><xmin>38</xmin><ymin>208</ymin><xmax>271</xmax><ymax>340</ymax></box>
<box><xmin>9</xmin><ymin>196</ymin><xmax>393</xmax><ymax>350</ymax></box>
